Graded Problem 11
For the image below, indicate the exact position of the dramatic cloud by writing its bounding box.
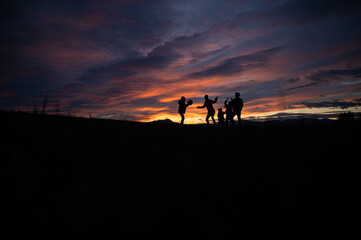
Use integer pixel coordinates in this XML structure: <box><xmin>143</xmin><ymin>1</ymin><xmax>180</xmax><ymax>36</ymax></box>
<box><xmin>186</xmin><ymin>47</ymin><xmax>283</xmax><ymax>79</ymax></box>
<box><xmin>1</xmin><ymin>0</ymin><xmax>361</xmax><ymax>122</ymax></box>
<box><xmin>300</xmin><ymin>99</ymin><xmax>361</xmax><ymax>109</ymax></box>
<box><xmin>286</xmin><ymin>67</ymin><xmax>361</xmax><ymax>91</ymax></box>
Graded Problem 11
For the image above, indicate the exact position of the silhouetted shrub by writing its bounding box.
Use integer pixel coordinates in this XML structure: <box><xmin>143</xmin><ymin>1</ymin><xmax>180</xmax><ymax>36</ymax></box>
<box><xmin>338</xmin><ymin>111</ymin><xmax>355</xmax><ymax>122</ymax></box>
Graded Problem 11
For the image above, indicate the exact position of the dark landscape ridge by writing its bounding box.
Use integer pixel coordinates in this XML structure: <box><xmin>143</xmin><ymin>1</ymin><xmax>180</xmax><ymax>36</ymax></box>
<box><xmin>150</xmin><ymin>117</ymin><xmax>337</xmax><ymax>126</ymax></box>
<box><xmin>3</xmin><ymin>110</ymin><xmax>361</xmax><ymax>239</ymax></box>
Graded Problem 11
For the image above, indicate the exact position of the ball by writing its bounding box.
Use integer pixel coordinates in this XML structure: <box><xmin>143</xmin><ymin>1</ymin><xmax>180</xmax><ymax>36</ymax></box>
<box><xmin>187</xmin><ymin>99</ymin><xmax>193</xmax><ymax>105</ymax></box>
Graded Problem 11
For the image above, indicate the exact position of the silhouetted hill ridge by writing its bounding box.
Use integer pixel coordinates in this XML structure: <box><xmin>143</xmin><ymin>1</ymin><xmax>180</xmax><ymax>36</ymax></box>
<box><xmin>0</xmin><ymin>110</ymin><xmax>352</xmax><ymax>128</ymax></box>
<box><xmin>149</xmin><ymin>119</ymin><xmax>177</xmax><ymax>124</ymax></box>
<box><xmin>2</xmin><ymin>109</ymin><xmax>361</xmax><ymax>239</ymax></box>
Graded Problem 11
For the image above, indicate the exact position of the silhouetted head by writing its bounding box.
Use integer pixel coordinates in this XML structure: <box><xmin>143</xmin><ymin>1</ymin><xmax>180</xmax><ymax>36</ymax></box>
<box><xmin>180</xmin><ymin>96</ymin><xmax>185</xmax><ymax>102</ymax></box>
<box><xmin>235</xmin><ymin>92</ymin><xmax>240</xmax><ymax>98</ymax></box>
<box><xmin>204</xmin><ymin>95</ymin><xmax>209</xmax><ymax>100</ymax></box>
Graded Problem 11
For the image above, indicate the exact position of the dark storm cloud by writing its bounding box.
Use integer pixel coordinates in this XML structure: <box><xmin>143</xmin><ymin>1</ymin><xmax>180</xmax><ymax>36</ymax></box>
<box><xmin>286</xmin><ymin>67</ymin><xmax>361</xmax><ymax>91</ymax></box>
<box><xmin>1</xmin><ymin>0</ymin><xmax>177</xmax><ymax>59</ymax></box>
<box><xmin>300</xmin><ymin>99</ymin><xmax>361</xmax><ymax>109</ymax></box>
<box><xmin>307</xmin><ymin>68</ymin><xmax>361</xmax><ymax>82</ymax></box>
<box><xmin>0</xmin><ymin>0</ymin><xmax>180</xmax><ymax>106</ymax></box>
<box><xmin>78</xmin><ymin>46</ymin><xmax>180</xmax><ymax>81</ymax></box>
<box><xmin>271</xmin><ymin>0</ymin><xmax>361</xmax><ymax>25</ymax></box>
<box><xmin>186</xmin><ymin>46</ymin><xmax>284</xmax><ymax>79</ymax></box>
<box><xmin>123</xmin><ymin>42</ymin><xmax>182</xmax><ymax>69</ymax></box>
<box><xmin>190</xmin><ymin>45</ymin><xmax>230</xmax><ymax>64</ymax></box>
<box><xmin>64</xmin><ymin>40</ymin><xmax>182</xmax><ymax>99</ymax></box>
<box><xmin>247</xmin><ymin>112</ymin><xmax>341</xmax><ymax>121</ymax></box>
<box><xmin>286</xmin><ymin>82</ymin><xmax>318</xmax><ymax>92</ymax></box>
<box><xmin>288</xmin><ymin>78</ymin><xmax>300</xmax><ymax>83</ymax></box>
<box><xmin>228</xmin><ymin>0</ymin><xmax>361</xmax><ymax>29</ymax></box>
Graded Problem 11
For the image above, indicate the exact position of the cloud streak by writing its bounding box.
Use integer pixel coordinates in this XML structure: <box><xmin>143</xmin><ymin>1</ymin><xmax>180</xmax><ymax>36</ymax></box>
<box><xmin>186</xmin><ymin>47</ymin><xmax>284</xmax><ymax>79</ymax></box>
<box><xmin>300</xmin><ymin>99</ymin><xmax>361</xmax><ymax>109</ymax></box>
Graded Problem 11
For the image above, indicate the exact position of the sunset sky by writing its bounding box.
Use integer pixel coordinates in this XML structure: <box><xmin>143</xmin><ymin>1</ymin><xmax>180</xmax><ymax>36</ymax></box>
<box><xmin>1</xmin><ymin>0</ymin><xmax>361</xmax><ymax>123</ymax></box>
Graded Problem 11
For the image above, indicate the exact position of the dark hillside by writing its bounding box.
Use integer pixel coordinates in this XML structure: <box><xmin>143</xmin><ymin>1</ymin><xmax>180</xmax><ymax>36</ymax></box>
<box><xmin>2</xmin><ymin>111</ymin><xmax>360</xmax><ymax>239</ymax></box>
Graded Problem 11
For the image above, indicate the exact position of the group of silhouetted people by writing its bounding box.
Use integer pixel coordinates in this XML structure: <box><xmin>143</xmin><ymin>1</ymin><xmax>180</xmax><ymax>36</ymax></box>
<box><xmin>178</xmin><ymin>92</ymin><xmax>243</xmax><ymax>127</ymax></box>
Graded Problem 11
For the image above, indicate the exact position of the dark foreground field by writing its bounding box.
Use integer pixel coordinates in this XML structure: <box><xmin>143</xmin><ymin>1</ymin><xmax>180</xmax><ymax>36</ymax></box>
<box><xmin>2</xmin><ymin>111</ymin><xmax>361</xmax><ymax>239</ymax></box>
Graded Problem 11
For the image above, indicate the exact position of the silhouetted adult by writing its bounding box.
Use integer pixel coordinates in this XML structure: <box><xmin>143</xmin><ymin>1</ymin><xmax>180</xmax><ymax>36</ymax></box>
<box><xmin>224</xmin><ymin>97</ymin><xmax>235</xmax><ymax>127</ymax></box>
<box><xmin>233</xmin><ymin>92</ymin><xmax>243</xmax><ymax>127</ymax></box>
<box><xmin>197</xmin><ymin>95</ymin><xmax>218</xmax><ymax>125</ymax></box>
<box><xmin>178</xmin><ymin>96</ymin><xmax>192</xmax><ymax>124</ymax></box>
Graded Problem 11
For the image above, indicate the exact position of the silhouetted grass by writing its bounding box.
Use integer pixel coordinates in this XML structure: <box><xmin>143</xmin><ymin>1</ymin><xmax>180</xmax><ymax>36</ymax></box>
<box><xmin>2</xmin><ymin>110</ymin><xmax>360</xmax><ymax>239</ymax></box>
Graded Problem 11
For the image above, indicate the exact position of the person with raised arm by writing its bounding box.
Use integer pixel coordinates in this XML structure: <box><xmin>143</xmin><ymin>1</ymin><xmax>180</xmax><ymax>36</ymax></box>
<box><xmin>197</xmin><ymin>95</ymin><xmax>218</xmax><ymax>125</ymax></box>
<box><xmin>178</xmin><ymin>96</ymin><xmax>193</xmax><ymax>124</ymax></box>
<box><xmin>224</xmin><ymin>97</ymin><xmax>235</xmax><ymax>127</ymax></box>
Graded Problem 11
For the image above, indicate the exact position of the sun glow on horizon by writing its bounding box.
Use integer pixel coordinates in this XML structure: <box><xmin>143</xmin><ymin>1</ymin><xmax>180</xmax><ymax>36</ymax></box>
<box><xmin>134</xmin><ymin>106</ymin><xmax>361</xmax><ymax>124</ymax></box>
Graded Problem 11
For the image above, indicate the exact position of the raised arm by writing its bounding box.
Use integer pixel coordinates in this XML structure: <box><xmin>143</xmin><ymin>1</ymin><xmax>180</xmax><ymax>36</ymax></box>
<box><xmin>212</xmin><ymin>97</ymin><xmax>218</xmax><ymax>103</ymax></box>
<box><xmin>197</xmin><ymin>102</ymin><xmax>205</xmax><ymax>108</ymax></box>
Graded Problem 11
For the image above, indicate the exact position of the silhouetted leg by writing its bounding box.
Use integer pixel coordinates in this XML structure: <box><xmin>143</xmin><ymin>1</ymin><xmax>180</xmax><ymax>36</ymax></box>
<box><xmin>206</xmin><ymin>113</ymin><xmax>210</xmax><ymax>125</ymax></box>
<box><xmin>226</xmin><ymin>115</ymin><xmax>230</xmax><ymax>127</ymax></box>
<box><xmin>237</xmin><ymin>112</ymin><xmax>241</xmax><ymax>127</ymax></box>
<box><xmin>228</xmin><ymin>114</ymin><xmax>234</xmax><ymax>126</ymax></box>
<box><xmin>211</xmin><ymin>114</ymin><xmax>216</xmax><ymax>125</ymax></box>
<box><xmin>180</xmin><ymin>113</ymin><xmax>185</xmax><ymax>124</ymax></box>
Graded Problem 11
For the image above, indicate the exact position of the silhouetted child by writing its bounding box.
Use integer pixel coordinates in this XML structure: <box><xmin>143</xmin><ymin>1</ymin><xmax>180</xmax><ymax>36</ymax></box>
<box><xmin>233</xmin><ymin>92</ymin><xmax>244</xmax><ymax>127</ymax></box>
<box><xmin>197</xmin><ymin>95</ymin><xmax>218</xmax><ymax>125</ymax></box>
<box><xmin>224</xmin><ymin>97</ymin><xmax>235</xmax><ymax>127</ymax></box>
<box><xmin>178</xmin><ymin>96</ymin><xmax>192</xmax><ymax>124</ymax></box>
<box><xmin>217</xmin><ymin>108</ymin><xmax>225</xmax><ymax>127</ymax></box>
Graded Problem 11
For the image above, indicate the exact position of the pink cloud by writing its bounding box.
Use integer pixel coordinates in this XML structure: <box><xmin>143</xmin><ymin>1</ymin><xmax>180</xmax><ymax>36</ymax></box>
<box><xmin>120</xmin><ymin>18</ymin><xmax>138</xmax><ymax>24</ymax></box>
